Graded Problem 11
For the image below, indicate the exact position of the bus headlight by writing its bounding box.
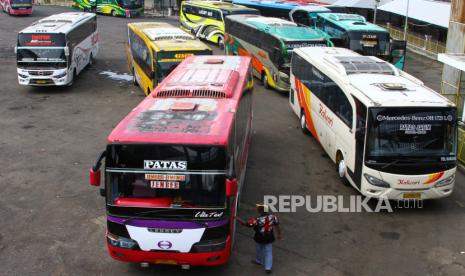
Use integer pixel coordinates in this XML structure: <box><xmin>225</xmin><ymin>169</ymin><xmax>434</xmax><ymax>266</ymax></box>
<box><xmin>55</xmin><ymin>72</ymin><xmax>67</xmax><ymax>79</ymax></box>
<box><xmin>364</xmin><ymin>173</ymin><xmax>390</xmax><ymax>188</ymax></box>
<box><xmin>107</xmin><ymin>232</ymin><xmax>138</xmax><ymax>249</ymax></box>
<box><xmin>191</xmin><ymin>239</ymin><xmax>226</xmax><ymax>253</ymax></box>
<box><xmin>434</xmin><ymin>175</ymin><xmax>455</xmax><ymax>188</ymax></box>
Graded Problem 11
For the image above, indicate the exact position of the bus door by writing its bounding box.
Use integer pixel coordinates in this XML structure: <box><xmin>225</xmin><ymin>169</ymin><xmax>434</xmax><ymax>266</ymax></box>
<box><xmin>351</xmin><ymin>96</ymin><xmax>367</xmax><ymax>189</ymax></box>
<box><xmin>390</xmin><ymin>39</ymin><xmax>406</xmax><ymax>70</ymax></box>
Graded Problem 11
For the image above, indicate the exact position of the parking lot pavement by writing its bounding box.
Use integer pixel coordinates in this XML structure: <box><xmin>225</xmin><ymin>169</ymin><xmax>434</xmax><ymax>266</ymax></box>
<box><xmin>1</xmin><ymin>6</ymin><xmax>465</xmax><ymax>276</ymax></box>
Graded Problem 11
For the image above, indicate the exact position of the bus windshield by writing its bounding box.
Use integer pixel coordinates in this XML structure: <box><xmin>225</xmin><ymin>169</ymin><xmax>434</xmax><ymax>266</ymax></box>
<box><xmin>106</xmin><ymin>144</ymin><xmax>227</xmax><ymax>212</ymax></box>
<box><xmin>12</xmin><ymin>0</ymin><xmax>32</xmax><ymax>6</ymax></box>
<box><xmin>17</xmin><ymin>48</ymin><xmax>67</xmax><ymax>68</ymax></box>
<box><xmin>117</xmin><ymin>0</ymin><xmax>142</xmax><ymax>9</ymax></box>
<box><xmin>366</xmin><ymin>107</ymin><xmax>457</xmax><ymax>164</ymax></box>
<box><xmin>348</xmin><ymin>31</ymin><xmax>390</xmax><ymax>56</ymax></box>
<box><xmin>222</xmin><ymin>9</ymin><xmax>260</xmax><ymax>16</ymax></box>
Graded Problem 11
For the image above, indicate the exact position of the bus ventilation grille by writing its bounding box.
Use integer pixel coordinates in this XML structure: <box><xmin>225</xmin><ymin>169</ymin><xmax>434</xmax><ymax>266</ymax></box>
<box><xmin>155</xmin><ymin>89</ymin><xmax>226</xmax><ymax>98</ymax></box>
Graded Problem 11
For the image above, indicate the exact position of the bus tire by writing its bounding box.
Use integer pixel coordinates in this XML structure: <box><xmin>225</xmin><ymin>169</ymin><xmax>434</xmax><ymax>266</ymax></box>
<box><xmin>262</xmin><ymin>73</ymin><xmax>270</xmax><ymax>89</ymax></box>
<box><xmin>68</xmin><ymin>69</ymin><xmax>77</xmax><ymax>86</ymax></box>
<box><xmin>111</xmin><ymin>10</ymin><xmax>116</xmax><ymax>17</ymax></box>
<box><xmin>132</xmin><ymin>68</ymin><xmax>138</xmax><ymax>86</ymax></box>
<box><xmin>147</xmin><ymin>88</ymin><xmax>151</xmax><ymax>96</ymax></box>
<box><xmin>300</xmin><ymin>110</ymin><xmax>309</xmax><ymax>134</ymax></box>
<box><xmin>336</xmin><ymin>152</ymin><xmax>350</xmax><ymax>186</ymax></box>
<box><xmin>217</xmin><ymin>36</ymin><xmax>224</xmax><ymax>50</ymax></box>
<box><xmin>88</xmin><ymin>53</ymin><xmax>93</xmax><ymax>67</ymax></box>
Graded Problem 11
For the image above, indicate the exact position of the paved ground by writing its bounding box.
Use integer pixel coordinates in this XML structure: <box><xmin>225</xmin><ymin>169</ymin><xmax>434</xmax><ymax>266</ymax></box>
<box><xmin>1</xmin><ymin>6</ymin><xmax>465</xmax><ymax>276</ymax></box>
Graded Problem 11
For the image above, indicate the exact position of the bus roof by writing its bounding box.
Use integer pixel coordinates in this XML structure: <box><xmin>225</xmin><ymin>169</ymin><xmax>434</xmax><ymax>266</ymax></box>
<box><xmin>232</xmin><ymin>0</ymin><xmax>326</xmax><ymax>11</ymax></box>
<box><xmin>127</xmin><ymin>22</ymin><xmax>211</xmax><ymax>52</ymax></box>
<box><xmin>183</xmin><ymin>0</ymin><xmax>256</xmax><ymax>12</ymax></box>
<box><xmin>317</xmin><ymin>13</ymin><xmax>387</xmax><ymax>33</ymax></box>
<box><xmin>294</xmin><ymin>47</ymin><xmax>454</xmax><ymax>107</ymax></box>
<box><xmin>228</xmin><ymin>14</ymin><xmax>325</xmax><ymax>41</ymax></box>
<box><xmin>19</xmin><ymin>12</ymin><xmax>95</xmax><ymax>34</ymax></box>
<box><xmin>107</xmin><ymin>55</ymin><xmax>252</xmax><ymax>145</ymax></box>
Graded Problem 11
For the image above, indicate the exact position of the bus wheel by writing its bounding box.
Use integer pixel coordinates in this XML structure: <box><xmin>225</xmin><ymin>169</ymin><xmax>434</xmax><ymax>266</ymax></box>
<box><xmin>300</xmin><ymin>110</ymin><xmax>309</xmax><ymax>134</ymax></box>
<box><xmin>147</xmin><ymin>88</ymin><xmax>151</xmax><ymax>95</ymax></box>
<box><xmin>218</xmin><ymin>36</ymin><xmax>224</xmax><ymax>50</ymax></box>
<box><xmin>336</xmin><ymin>153</ymin><xmax>350</xmax><ymax>186</ymax></box>
<box><xmin>132</xmin><ymin>68</ymin><xmax>138</xmax><ymax>86</ymax></box>
<box><xmin>111</xmin><ymin>10</ymin><xmax>117</xmax><ymax>17</ymax></box>
<box><xmin>88</xmin><ymin>54</ymin><xmax>93</xmax><ymax>67</ymax></box>
<box><xmin>262</xmin><ymin>73</ymin><xmax>270</xmax><ymax>89</ymax></box>
<box><xmin>68</xmin><ymin>69</ymin><xmax>77</xmax><ymax>86</ymax></box>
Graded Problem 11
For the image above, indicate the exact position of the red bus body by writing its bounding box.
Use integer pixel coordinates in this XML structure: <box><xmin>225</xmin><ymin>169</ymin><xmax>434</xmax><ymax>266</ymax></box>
<box><xmin>93</xmin><ymin>55</ymin><xmax>254</xmax><ymax>267</ymax></box>
<box><xmin>1</xmin><ymin>0</ymin><xmax>32</xmax><ymax>15</ymax></box>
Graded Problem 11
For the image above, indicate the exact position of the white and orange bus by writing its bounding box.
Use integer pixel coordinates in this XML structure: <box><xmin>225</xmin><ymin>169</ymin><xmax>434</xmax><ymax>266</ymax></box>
<box><xmin>89</xmin><ymin>55</ymin><xmax>254</xmax><ymax>268</ymax></box>
<box><xmin>290</xmin><ymin>47</ymin><xmax>457</xmax><ymax>200</ymax></box>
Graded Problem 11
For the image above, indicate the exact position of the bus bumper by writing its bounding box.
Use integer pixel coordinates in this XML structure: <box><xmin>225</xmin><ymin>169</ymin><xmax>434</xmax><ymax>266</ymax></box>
<box><xmin>107</xmin><ymin>236</ymin><xmax>232</xmax><ymax>266</ymax></box>
<box><xmin>360</xmin><ymin>167</ymin><xmax>456</xmax><ymax>200</ymax></box>
<box><xmin>9</xmin><ymin>8</ymin><xmax>32</xmax><ymax>15</ymax></box>
<box><xmin>17</xmin><ymin>69</ymin><xmax>69</xmax><ymax>86</ymax></box>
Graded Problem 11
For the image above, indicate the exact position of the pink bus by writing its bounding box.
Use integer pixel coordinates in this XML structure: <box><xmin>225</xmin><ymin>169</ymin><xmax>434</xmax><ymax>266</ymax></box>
<box><xmin>1</xmin><ymin>0</ymin><xmax>33</xmax><ymax>15</ymax></box>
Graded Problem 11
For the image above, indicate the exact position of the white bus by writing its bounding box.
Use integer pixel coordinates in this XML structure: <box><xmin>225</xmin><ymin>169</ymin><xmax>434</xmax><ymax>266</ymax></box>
<box><xmin>290</xmin><ymin>47</ymin><xmax>457</xmax><ymax>200</ymax></box>
<box><xmin>16</xmin><ymin>12</ymin><xmax>98</xmax><ymax>86</ymax></box>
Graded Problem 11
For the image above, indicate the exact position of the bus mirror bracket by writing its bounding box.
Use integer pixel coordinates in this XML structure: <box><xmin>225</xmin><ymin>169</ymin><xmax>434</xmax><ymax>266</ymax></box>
<box><xmin>90</xmin><ymin>150</ymin><xmax>106</xmax><ymax>187</ymax></box>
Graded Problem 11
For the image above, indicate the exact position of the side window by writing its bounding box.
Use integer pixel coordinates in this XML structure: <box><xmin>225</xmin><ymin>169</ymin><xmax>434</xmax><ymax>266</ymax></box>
<box><xmin>324</xmin><ymin>77</ymin><xmax>353</xmax><ymax>127</ymax></box>
<box><xmin>129</xmin><ymin>29</ymin><xmax>152</xmax><ymax>77</ymax></box>
<box><xmin>212</xmin><ymin>10</ymin><xmax>222</xmax><ymax>21</ymax></box>
<box><xmin>234</xmin><ymin>88</ymin><xmax>253</xmax><ymax>174</ymax></box>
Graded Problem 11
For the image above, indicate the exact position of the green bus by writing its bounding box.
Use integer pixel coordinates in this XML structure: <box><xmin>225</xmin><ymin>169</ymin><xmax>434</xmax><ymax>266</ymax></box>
<box><xmin>313</xmin><ymin>13</ymin><xmax>406</xmax><ymax>69</ymax></box>
<box><xmin>225</xmin><ymin>14</ymin><xmax>332</xmax><ymax>92</ymax></box>
<box><xmin>73</xmin><ymin>0</ymin><xmax>143</xmax><ymax>17</ymax></box>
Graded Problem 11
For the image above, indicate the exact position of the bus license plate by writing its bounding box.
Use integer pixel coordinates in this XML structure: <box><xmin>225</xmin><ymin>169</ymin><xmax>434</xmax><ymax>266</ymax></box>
<box><xmin>154</xmin><ymin>260</ymin><xmax>177</xmax><ymax>265</ymax></box>
<box><xmin>402</xmin><ymin>192</ymin><xmax>421</xmax><ymax>199</ymax></box>
<box><xmin>35</xmin><ymin>80</ymin><xmax>47</xmax><ymax>84</ymax></box>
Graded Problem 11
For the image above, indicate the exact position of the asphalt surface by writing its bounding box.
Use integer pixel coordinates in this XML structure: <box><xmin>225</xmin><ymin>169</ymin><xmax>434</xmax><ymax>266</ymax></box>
<box><xmin>1</xmin><ymin>6</ymin><xmax>465</xmax><ymax>276</ymax></box>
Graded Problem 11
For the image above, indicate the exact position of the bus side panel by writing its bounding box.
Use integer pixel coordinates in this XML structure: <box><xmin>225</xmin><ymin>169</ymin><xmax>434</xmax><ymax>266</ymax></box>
<box><xmin>179</xmin><ymin>4</ymin><xmax>223</xmax><ymax>44</ymax></box>
<box><xmin>293</xmin><ymin>77</ymin><xmax>320</xmax><ymax>143</ymax></box>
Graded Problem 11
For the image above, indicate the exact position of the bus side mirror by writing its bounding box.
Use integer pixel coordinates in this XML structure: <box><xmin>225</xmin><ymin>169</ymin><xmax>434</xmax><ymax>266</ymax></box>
<box><xmin>226</xmin><ymin>179</ymin><xmax>237</xmax><ymax>197</ymax></box>
<box><xmin>64</xmin><ymin>46</ymin><xmax>70</xmax><ymax>56</ymax></box>
<box><xmin>90</xmin><ymin>168</ymin><xmax>101</xmax><ymax>186</ymax></box>
<box><xmin>14</xmin><ymin>47</ymin><xmax>17</xmax><ymax>54</ymax></box>
<box><xmin>90</xmin><ymin>150</ymin><xmax>106</xmax><ymax>187</ymax></box>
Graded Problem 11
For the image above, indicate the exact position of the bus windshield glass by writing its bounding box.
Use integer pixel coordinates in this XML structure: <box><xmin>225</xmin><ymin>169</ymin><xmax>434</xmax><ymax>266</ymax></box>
<box><xmin>106</xmin><ymin>144</ymin><xmax>227</xmax><ymax>210</ymax></box>
<box><xmin>366</xmin><ymin>107</ymin><xmax>457</xmax><ymax>162</ymax></box>
<box><xmin>17</xmin><ymin>48</ymin><xmax>67</xmax><ymax>68</ymax></box>
<box><xmin>348</xmin><ymin>31</ymin><xmax>389</xmax><ymax>56</ymax></box>
<box><xmin>12</xmin><ymin>0</ymin><xmax>32</xmax><ymax>6</ymax></box>
<box><xmin>117</xmin><ymin>0</ymin><xmax>142</xmax><ymax>9</ymax></box>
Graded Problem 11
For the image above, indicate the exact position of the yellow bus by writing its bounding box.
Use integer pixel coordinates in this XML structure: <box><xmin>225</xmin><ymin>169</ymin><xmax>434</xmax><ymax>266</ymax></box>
<box><xmin>179</xmin><ymin>1</ymin><xmax>259</xmax><ymax>49</ymax></box>
<box><xmin>127</xmin><ymin>22</ymin><xmax>212</xmax><ymax>95</ymax></box>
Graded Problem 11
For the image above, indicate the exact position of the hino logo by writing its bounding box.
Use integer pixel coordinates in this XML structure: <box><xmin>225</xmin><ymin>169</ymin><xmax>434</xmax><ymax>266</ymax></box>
<box><xmin>157</xmin><ymin>240</ymin><xmax>173</xmax><ymax>250</ymax></box>
<box><xmin>144</xmin><ymin>160</ymin><xmax>187</xmax><ymax>170</ymax></box>
<box><xmin>148</xmin><ymin>228</ymin><xmax>182</xmax><ymax>234</ymax></box>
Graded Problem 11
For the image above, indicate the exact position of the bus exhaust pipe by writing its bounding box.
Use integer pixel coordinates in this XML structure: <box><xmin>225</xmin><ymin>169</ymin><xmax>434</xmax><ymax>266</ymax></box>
<box><xmin>140</xmin><ymin>262</ymin><xmax>149</xmax><ymax>268</ymax></box>
<box><xmin>181</xmin><ymin>264</ymin><xmax>191</xmax><ymax>270</ymax></box>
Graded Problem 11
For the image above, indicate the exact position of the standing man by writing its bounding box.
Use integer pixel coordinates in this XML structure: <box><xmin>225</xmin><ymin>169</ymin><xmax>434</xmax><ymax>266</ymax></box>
<box><xmin>237</xmin><ymin>204</ymin><xmax>282</xmax><ymax>274</ymax></box>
